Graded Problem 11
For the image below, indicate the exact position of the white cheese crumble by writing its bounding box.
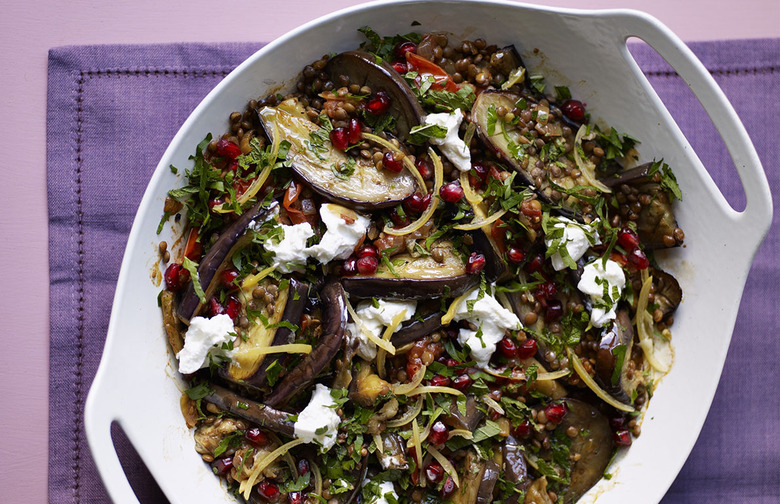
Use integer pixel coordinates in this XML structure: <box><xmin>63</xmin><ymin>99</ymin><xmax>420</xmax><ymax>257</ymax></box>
<box><xmin>423</xmin><ymin>110</ymin><xmax>471</xmax><ymax>171</ymax></box>
<box><xmin>577</xmin><ymin>258</ymin><xmax>626</xmax><ymax>328</ymax></box>
<box><xmin>453</xmin><ymin>287</ymin><xmax>521</xmax><ymax>368</ymax></box>
<box><xmin>544</xmin><ymin>217</ymin><xmax>600</xmax><ymax>271</ymax></box>
<box><xmin>293</xmin><ymin>384</ymin><xmax>341</xmax><ymax>450</ymax></box>
<box><xmin>363</xmin><ymin>480</ymin><xmax>398</xmax><ymax>504</ymax></box>
<box><xmin>265</xmin><ymin>222</ymin><xmax>315</xmax><ymax>273</ymax></box>
<box><xmin>176</xmin><ymin>314</ymin><xmax>236</xmax><ymax>374</ymax></box>
<box><xmin>307</xmin><ymin>203</ymin><xmax>370</xmax><ymax>263</ymax></box>
<box><xmin>347</xmin><ymin>299</ymin><xmax>417</xmax><ymax>360</ymax></box>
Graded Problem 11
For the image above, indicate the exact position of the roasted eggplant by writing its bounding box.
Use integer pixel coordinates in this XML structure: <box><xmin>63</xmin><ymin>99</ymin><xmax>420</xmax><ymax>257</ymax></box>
<box><xmin>326</xmin><ymin>51</ymin><xmax>424</xmax><ymax>140</ymax></box>
<box><xmin>264</xmin><ymin>281</ymin><xmax>348</xmax><ymax>408</ymax></box>
<box><xmin>177</xmin><ymin>201</ymin><xmax>278</xmax><ymax>322</ymax></box>
<box><xmin>341</xmin><ymin>239</ymin><xmax>478</xmax><ymax>300</ymax></box>
<box><xmin>258</xmin><ymin>99</ymin><xmax>417</xmax><ymax>210</ymax></box>
<box><xmin>204</xmin><ymin>385</ymin><xmax>295</xmax><ymax>437</ymax></box>
<box><xmin>472</xmin><ymin>90</ymin><xmax>589</xmax><ymax>215</ymax></box>
<box><xmin>594</xmin><ymin>309</ymin><xmax>642</xmax><ymax>404</ymax></box>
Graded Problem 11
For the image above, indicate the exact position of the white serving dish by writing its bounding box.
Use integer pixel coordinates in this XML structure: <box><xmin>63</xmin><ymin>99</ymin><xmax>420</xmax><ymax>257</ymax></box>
<box><xmin>84</xmin><ymin>1</ymin><xmax>773</xmax><ymax>503</ymax></box>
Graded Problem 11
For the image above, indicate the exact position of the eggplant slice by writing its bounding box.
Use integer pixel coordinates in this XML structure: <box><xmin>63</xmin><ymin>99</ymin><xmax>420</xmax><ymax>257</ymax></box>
<box><xmin>264</xmin><ymin>281</ymin><xmax>348</xmax><ymax>408</ymax></box>
<box><xmin>221</xmin><ymin>278</ymin><xmax>310</xmax><ymax>392</ymax></box>
<box><xmin>177</xmin><ymin>201</ymin><xmax>278</xmax><ymax>322</ymax></box>
<box><xmin>204</xmin><ymin>384</ymin><xmax>295</xmax><ymax>437</ymax></box>
<box><xmin>472</xmin><ymin>90</ymin><xmax>591</xmax><ymax>216</ymax></box>
<box><xmin>326</xmin><ymin>51</ymin><xmax>425</xmax><ymax>140</ymax></box>
<box><xmin>594</xmin><ymin>309</ymin><xmax>642</xmax><ymax>405</ymax></box>
<box><xmin>258</xmin><ymin>99</ymin><xmax>417</xmax><ymax>210</ymax></box>
<box><xmin>559</xmin><ymin>399</ymin><xmax>614</xmax><ymax>504</ymax></box>
<box><xmin>341</xmin><ymin>239</ymin><xmax>478</xmax><ymax>300</ymax></box>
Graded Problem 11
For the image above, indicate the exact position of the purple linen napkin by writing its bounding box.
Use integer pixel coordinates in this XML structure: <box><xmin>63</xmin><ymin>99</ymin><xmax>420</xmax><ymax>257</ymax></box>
<box><xmin>47</xmin><ymin>40</ymin><xmax>779</xmax><ymax>503</ymax></box>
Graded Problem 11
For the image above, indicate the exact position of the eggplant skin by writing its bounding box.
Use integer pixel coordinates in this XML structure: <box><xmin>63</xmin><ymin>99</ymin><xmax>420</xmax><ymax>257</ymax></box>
<box><xmin>326</xmin><ymin>51</ymin><xmax>424</xmax><ymax>140</ymax></box>
<box><xmin>264</xmin><ymin>281</ymin><xmax>348</xmax><ymax>408</ymax></box>
<box><xmin>204</xmin><ymin>384</ymin><xmax>295</xmax><ymax>437</ymax></box>
<box><xmin>177</xmin><ymin>201</ymin><xmax>277</xmax><ymax>322</ymax></box>
<box><xmin>341</xmin><ymin>274</ymin><xmax>478</xmax><ymax>301</ymax></box>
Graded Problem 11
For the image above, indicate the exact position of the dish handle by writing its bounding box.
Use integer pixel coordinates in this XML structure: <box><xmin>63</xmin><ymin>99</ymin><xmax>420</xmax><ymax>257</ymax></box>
<box><xmin>610</xmin><ymin>10</ymin><xmax>773</xmax><ymax>239</ymax></box>
<box><xmin>85</xmin><ymin>380</ymin><xmax>143</xmax><ymax>504</ymax></box>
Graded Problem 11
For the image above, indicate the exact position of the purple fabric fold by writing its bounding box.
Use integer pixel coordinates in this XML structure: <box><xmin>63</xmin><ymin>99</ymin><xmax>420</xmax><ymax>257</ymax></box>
<box><xmin>47</xmin><ymin>39</ymin><xmax>779</xmax><ymax>503</ymax></box>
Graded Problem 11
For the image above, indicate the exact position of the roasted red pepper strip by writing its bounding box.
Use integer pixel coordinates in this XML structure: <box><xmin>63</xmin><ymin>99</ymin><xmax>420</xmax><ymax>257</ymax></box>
<box><xmin>283</xmin><ymin>180</ymin><xmax>307</xmax><ymax>224</ymax></box>
<box><xmin>405</xmin><ymin>52</ymin><xmax>459</xmax><ymax>93</ymax></box>
<box><xmin>183</xmin><ymin>227</ymin><xmax>202</xmax><ymax>262</ymax></box>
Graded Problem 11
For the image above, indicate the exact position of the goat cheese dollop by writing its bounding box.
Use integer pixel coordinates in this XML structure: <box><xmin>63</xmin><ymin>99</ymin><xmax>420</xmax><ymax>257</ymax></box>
<box><xmin>453</xmin><ymin>287</ymin><xmax>522</xmax><ymax>368</ymax></box>
<box><xmin>176</xmin><ymin>314</ymin><xmax>236</xmax><ymax>374</ymax></box>
<box><xmin>266</xmin><ymin>222</ymin><xmax>315</xmax><ymax>273</ymax></box>
<box><xmin>544</xmin><ymin>217</ymin><xmax>600</xmax><ymax>271</ymax></box>
<box><xmin>363</xmin><ymin>480</ymin><xmax>398</xmax><ymax>504</ymax></box>
<box><xmin>307</xmin><ymin>203</ymin><xmax>370</xmax><ymax>263</ymax></box>
<box><xmin>577</xmin><ymin>258</ymin><xmax>626</xmax><ymax>328</ymax></box>
<box><xmin>293</xmin><ymin>384</ymin><xmax>341</xmax><ymax>449</ymax></box>
<box><xmin>348</xmin><ymin>299</ymin><xmax>417</xmax><ymax>360</ymax></box>
<box><xmin>424</xmin><ymin>110</ymin><xmax>471</xmax><ymax>171</ymax></box>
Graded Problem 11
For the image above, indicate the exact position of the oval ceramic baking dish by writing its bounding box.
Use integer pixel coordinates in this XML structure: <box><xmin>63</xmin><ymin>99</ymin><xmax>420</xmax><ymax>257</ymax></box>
<box><xmin>84</xmin><ymin>1</ymin><xmax>772</xmax><ymax>503</ymax></box>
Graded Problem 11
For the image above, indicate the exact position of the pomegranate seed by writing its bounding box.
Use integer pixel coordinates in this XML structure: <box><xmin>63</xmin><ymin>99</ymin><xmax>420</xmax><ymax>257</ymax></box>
<box><xmin>512</xmin><ymin>420</ymin><xmax>533</xmax><ymax>438</ymax></box>
<box><xmin>429</xmin><ymin>421</ymin><xmax>449</xmax><ymax>445</ymax></box>
<box><xmin>610</xmin><ymin>251</ymin><xmax>628</xmax><ymax>267</ymax></box>
<box><xmin>609</xmin><ymin>416</ymin><xmax>627</xmax><ymax>431</ymax></box>
<box><xmin>357</xmin><ymin>245</ymin><xmax>379</xmax><ymax>259</ymax></box>
<box><xmin>245</xmin><ymin>427</ymin><xmax>267</xmax><ymax>445</ymax></box>
<box><xmin>356</xmin><ymin>256</ymin><xmax>379</xmax><ymax>275</ymax></box>
<box><xmin>628</xmin><ymin>248</ymin><xmax>649</xmax><ymax>270</ymax></box>
<box><xmin>544</xmin><ymin>402</ymin><xmax>568</xmax><ymax>424</ymax></box>
<box><xmin>225</xmin><ymin>295</ymin><xmax>241</xmax><ymax>320</ymax></box>
<box><xmin>340</xmin><ymin>256</ymin><xmax>358</xmax><ymax>276</ymax></box>
<box><xmin>415</xmin><ymin>158</ymin><xmax>433</xmax><ymax>180</ymax></box>
<box><xmin>394</xmin><ymin>41</ymin><xmax>417</xmax><ymax>59</ymax></box>
<box><xmin>425</xmin><ymin>461</ymin><xmax>445</xmax><ymax>483</ymax></box>
<box><xmin>499</xmin><ymin>338</ymin><xmax>518</xmax><ymax>358</ymax></box>
<box><xmin>439</xmin><ymin>181</ymin><xmax>464</xmax><ymax>203</ymax></box>
<box><xmin>164</xmin><ymin>263</ymin><xmax>189</xmax><ymax>292</ymax></box>
<box><xmin>257</xmin><ymin>480</ymin><xmax>279</xmax><ymax>499</ymax></box>
<box><xmin>382</xmin><ymin>151</ymin><xmax>404</xmax><ymax>173</ymax></box>
<box><xmin>451</xmin><ymin>373</ymin><xmax>473</xmax><ymax>391</ymax></box>
<box><xmin>366</xmin><ymin>91</ymin><xmax>391</xmax><ymax>115</ymax></box>
<box><xmin>525</xmin><ymin>254</ymin><xmax>544</xmax><ymax>273</ymax></box>
<box><xmin>472</xmin><ymin>162</ymin><xmax>490</xmax><ymax>182</ymax></box>
<box><xmin>516</xmin><ymin>339</ymin><xmax>538</xmax><ymax>360</ymax></box>
<box><xmin>465</xmin><ymin>252</ymin><xmax>486</xmax><ymax>275</ymax></box>
<box><xmin>507</xmin><ymin>246</ymin><xmax>525</xmax><ymax>263</ymax></box>
<box><xmin>347</xmin><ymin>118</ymin><xmax>362</xmax><ymax>144</ymax></box>
<box><xmin>614</xmin><ymin>429</ymin><xmax>633</xmax><ymax>446</ymax></box>
<box><xmin>288</xmin><ymin>491</ymin><xmax>303</xmax><ymax>504</ymax></box>
<box><xmin>212</xmin><ymin>456</ymin><xmax>233</xmax><ymax>475</ymax></box>
<box><xmin>226</xmin><ymin>160</ymin><xmax>239</xmax><ymax>173</ymax></box>
<box><xmin>536</xmin><ymin>281</ymin><xmax>557</xmax><ymax>301</ymax></box>
<box><xmin>403</xmin><ymin>192</ymin><xmax>430</xmax><ymax>214</ymax></box>
<box><xmin>389</xmin><ymin>207</ymin><xmax>410</xmax><ymax>227</ymax></box>
<box><xmin>545</xmin><ymin>299</ymin><xmax>564</xmax><ymax>322</ymax></box>
<box><xmin>392</xmin><ymin>61</ymin><xmax>409</xmax><ymax>74</ymax></box>
<box><xmin>445</xmin><ymin>358</ymin><xmax>461</xmax><ymax>368</ymax></box>
<box><xmin>561</xmin><ymin>99</ymin><xmax>586</xmax><ymax>122</ymax></box>
<box><xmin>617</xmin><ymin>228</ymin><xmax>640</xmax><ymax>252</ymax></box>
<box><xmin>429</xmin><ymin>374</ymin><xmax>451</xmax><ymax>387</ymax></box>
<box><xmin>329</xmin><ymin>127</ymin><xmax>349</xmax><ymax>150</ymax></box>
<box><xmin>208</xmin><ymin>197</ymin><xmax>224</xmax><ymax>211</ymax></box>
<box><xmin>440</xmin><ymin>476</ymin><xmax>456</xmax><ymax>498</ymax></box>
<box><xmin>297</xmin><ymin>458</ymin><xmax>310</xmax><ymax>475</ymax></box>
<box><xmin>208</xmin><ymin>298</ymin><xmax>225</xmax><ymax>317</ymax></box>
<box><xmin>221</xmin><ymin>268</ymin><xmax>239</xmax><ymax>290</ymax></box>
<box><xmin>216</xmin><ymin>139</ymin><xmax>242</xmax><ymax>160</ymax></box>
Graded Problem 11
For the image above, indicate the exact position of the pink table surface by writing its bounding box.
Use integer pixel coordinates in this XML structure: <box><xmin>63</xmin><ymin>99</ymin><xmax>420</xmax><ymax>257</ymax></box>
<box><xmin>1</xmin><ymin>0</ymin><xmax>778</xmax><ymax>501</ymax></box>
